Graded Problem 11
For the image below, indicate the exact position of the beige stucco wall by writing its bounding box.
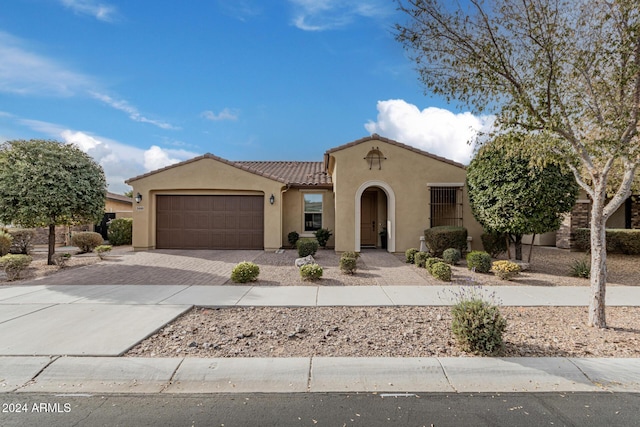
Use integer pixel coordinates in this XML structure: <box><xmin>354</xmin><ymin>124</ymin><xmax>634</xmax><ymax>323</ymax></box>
<box><xmin>127</xmin><ymin>157</ymin><xmax>285</xmax><ymax>251</ymax></box>
<box><xmin>281</xmin><ymin>188</ymin><xmax>335</xmax><ymax>247</ymax></box>
<box><xmin>105</xmin><ymin>198</ymin><xmax>132</xmax><ymax>219</ymax></box>
<box><xmin>328</xmin><ymin>139</ymin><xmax>483</xmax><ymax>253</ymax></box>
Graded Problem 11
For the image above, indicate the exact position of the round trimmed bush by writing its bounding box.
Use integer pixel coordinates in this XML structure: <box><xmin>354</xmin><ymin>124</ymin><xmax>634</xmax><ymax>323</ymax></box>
<box><xmin>405</xmin><ymin>248</ymin><xmax>419</xmax><ymax>264</ymax></box>
<box><xmin>339</xmin><ymin>255</ymin><xmax>358</xmax><ymax>274</ymax></box>
<box><xmin>0</xmin><ymin>254</ymin><xmax>33</xmax><ymax>281</ymax></box>
<box><xmin>231</xmin><ymin>261</ymin><xmax>260</xmax><ymax>283</ymax></box>
<box><xmin>95</xmin><ymin>245</ymin><xmax>113</xmax><ymax>260</ymax></box>
<box><xmin>452</xmin><ymin>298</ymin><xmax>506</xmax><ymax>355</ymax></box>
<box><xmin>287</xmin><ymin>231</ymin><xmax>300</xmax><ymax>247</ymax></box>
<box><xmin>0</xmin><ymin>231</ymin><xmax>12</xmax><ymax>257</ymax></box>
<box><xmin>443</xmin><ymin>248</ymin><xmax>461</xmax><ymax>265</ymax></box>
<box><xmin>430</xmin><ymin>261</ymin><xmax>452</xmax><ymax>282</ymax></box>
<box><xmin>71</xmin><ymin>231</ymin><xmax>104</xmax><ymax>253</ymax></box>
<box><xmin>491</xmin><ymin>260</ymin><xmax>521</xmax><ymax>280</ymax></box>
<box><xmin>297</xmin><ymin>239</ymin><xmax>319</xmax><ymax>257</ymax></box>
<box><xmin>107</xmin><ymin>218</ymin><xmax>132</xmax><ymax>246</ymax></box>
<box><xmin>466</xmin><ymin>251</ymin><xmax>492</xmax><ymax>273</ymax></box>
<box><xmin>425</xmin><ymin>257</ymin><xmax>444</xmax><ymax>274</ymax></box>
<box><xmin>8</xmin><ymin>228</ymin><xmax>34</xmax><ymax>255</ymax></box>
<box><xmin>300</xmin><ymin>263</ymin><xmax>323</xmax><ymax>281</ymax></box>
<box><xmin>413</xmin><ymin>251</ymin><xmax>430</xmax><ymax>268</ymax></box>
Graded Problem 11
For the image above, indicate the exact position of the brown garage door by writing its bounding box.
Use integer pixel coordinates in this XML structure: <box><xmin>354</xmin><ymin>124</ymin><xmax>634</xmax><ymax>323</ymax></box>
<box><xmin>156</xmin><ymin>195</ymin><xmax>264</xmax><ymax>249</ymax></box>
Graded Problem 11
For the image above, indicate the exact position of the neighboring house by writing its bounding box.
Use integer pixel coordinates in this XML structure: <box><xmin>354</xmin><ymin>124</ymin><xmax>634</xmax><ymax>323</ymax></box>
<box><xmin>94</xmin><ymin>192</ymin><xmax>134</xmax><ymax>240</ymax></box>
<box><xmin>125</xmin><ymin>134</ymin><xmax>484</xmax><ymax>252</ymax></box>
<box><xmin>556</xmin><ymin>192</ymin><xmax>640</xmax><ymax>249</ymax></box>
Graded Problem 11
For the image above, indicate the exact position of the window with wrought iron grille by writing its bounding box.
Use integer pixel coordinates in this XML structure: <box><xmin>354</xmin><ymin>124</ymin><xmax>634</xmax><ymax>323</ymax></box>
<box><xmin>429</xmin><ymin>185</ymin><xmax>463</xmax><ymax>227</ymax></box>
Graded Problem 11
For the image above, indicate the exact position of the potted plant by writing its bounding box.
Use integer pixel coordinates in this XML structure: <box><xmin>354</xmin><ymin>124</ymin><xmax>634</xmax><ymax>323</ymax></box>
<box><xmin>379</xmin><ymin>227</ymin><xmax>388</xmax><ymax>249</ymax></box>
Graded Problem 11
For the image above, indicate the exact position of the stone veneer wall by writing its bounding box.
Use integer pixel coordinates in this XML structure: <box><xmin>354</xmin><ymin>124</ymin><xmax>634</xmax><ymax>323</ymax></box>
<box><xmin>32</xmin><ymin>224</ymin><xmax>93</xmax><ymax>246</ymax></box>
<box><xmin>556</xmin><ymin>201</ymin><xmax>590</xmax><ymax>249</ymax></box>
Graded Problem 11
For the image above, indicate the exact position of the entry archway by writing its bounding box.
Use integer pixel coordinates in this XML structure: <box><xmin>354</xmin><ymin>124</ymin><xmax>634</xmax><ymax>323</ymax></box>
<box><xmin>354</xmin><ymin>180</ymin><xmax>396</xmax><ymax>252</ymax></box>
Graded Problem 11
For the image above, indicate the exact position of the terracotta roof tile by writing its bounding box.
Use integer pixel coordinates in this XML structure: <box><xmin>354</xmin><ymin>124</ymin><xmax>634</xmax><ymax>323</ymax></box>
<box><xmin>106</xmin><ymin>192</ymin><xmax>133</xmax><ymax>203</ymax></box>
<box><xmin>237</xmin><ymin>161</ymin><xmax>331</xmax><ymax>186</ymax></box>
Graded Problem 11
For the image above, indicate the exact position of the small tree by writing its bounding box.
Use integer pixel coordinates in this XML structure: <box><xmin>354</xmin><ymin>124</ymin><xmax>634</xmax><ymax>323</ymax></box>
<box><xmin>466</xmin><ymin>137</ymin><xmax>579</xmax><ymax>261</ymax></box>
<box><xmin>0</xmin><ymin>140</ymin><xmax>107</xmax><ymax>265</ymax></box>
<box><xmin>395</xmin><ymin>0</ymin><xmax>640</xmax><ymax>329</ymax></box>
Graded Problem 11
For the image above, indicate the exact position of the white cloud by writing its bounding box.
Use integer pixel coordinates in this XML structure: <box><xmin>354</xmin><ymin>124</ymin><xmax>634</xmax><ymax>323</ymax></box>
<box><xmin>59</xmin><ymin>0</ymin><xmax>117</xmax><ymax>22</ymax></box>
<box><xmin>7</xmin><ymin>115</ymin><xmax>198</xmax><ymax>193</ymax></box>
<box><xmin>365</xmin><ymin>99</ymin><xmax>495</xmax><ymax>165</ymax></box>
<box><xmin>201</xmin><ymin>108</ymin><xmax>239</xmax><ymax>121</ymax></box>
<box><xmin>90</xmin><ymin>92</ymin><xmax>179</xmax><ymax>130</ymax></box>
<box><xmin>143</xmin><ymin>145</ymin><xmax>182</xmax><ymax>171</ymax></box>
<box><xmin>288</xmin><ymin>0</ymin><xmax>391</xmax><ymax>31</ymax></box>
<box><xmin>0</xmin><ymin>31</ymin><xmax>94</xmax><ymax>96</ymax></box>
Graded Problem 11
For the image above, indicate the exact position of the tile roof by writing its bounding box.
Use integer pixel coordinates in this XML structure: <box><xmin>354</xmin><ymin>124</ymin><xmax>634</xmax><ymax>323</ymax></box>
<box><xmin>237</xmin><ymin>161</ymin><xmax>331</xmax><ymax>186</ymax></box>
<box><xmin>126</xmin><ymin>153</ymin><xmax>331</xmax><ymax>186</ymax></box>
<box><xmin>106</xmin><ymin>192</ymin><xmax>133</xmax><ymax>203</ymax></box>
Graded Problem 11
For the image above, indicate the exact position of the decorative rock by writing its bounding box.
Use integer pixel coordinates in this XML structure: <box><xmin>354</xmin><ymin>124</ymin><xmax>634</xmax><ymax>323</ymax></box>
<box><xmin>295</xmin><ymin>255</ymin><xmax>315</xmax><ymax>268</ymax></box>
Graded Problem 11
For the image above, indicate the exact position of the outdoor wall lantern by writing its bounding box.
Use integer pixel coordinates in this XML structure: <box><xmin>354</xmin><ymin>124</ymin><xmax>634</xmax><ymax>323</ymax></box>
<box><xmin>135</xmin><ymin>192</ymin><xmax>142</xmax><ymax>203</ymax></box>
<box><xmin>269</xmin><ymin>194</ymin><xmax>275</xmax><ymax>205</ymax></box>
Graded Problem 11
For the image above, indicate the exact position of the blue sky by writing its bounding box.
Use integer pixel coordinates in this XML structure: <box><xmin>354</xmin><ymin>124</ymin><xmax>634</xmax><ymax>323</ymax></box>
<box><xmin>0</xmin><ymin>0</ymin><xmax>492</xmax><ymax>194</ymax></box>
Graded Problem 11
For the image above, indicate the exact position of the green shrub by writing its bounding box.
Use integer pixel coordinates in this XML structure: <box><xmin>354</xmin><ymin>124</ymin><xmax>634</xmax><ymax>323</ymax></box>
<box><xmin>424</xmin><ymin>226</ymin><xmax>468</xmax><ymax>257</ymax></box>
<box><xmin>405</xmin><ymin>248</ymin><xmax>419</xmax><ymax>264</ymax></box>
<box><xmin>425</xmin><ymin>257</ymin><xmax>444</xmax><ymax>274</ymax></box>
<box><xmin>491</xmin><ymin>260</ymin><xmax>521</xmax><ymax>280</ymax></box>
<box><xmin>414</xmin><ymin>251</ymin><xmax>430</xmax><ymax>268</ymax></box>
<box><xmin>287</xmin><ymin>231</ymin><xmax>300</xmax><ymax>247</ymax></box>
<box><xmin>451</xmin><ymin>297</ymin><xmax>506</xmax><ymax>355</ymax></box>
<box><xmin>231</xmin><ymin>261</ymin><xmax>260</xmax><ymax>283</ymax></box>
<box><xmin>0</xmin><ymin>231</ymin><xmax>12</xmax><ymax>257</ymax></box>
<box><xmin>300</xmin><ymin>263</ymin><xmax>323</xmax><ymax>281</ymax></box>
<box><xmin>95</xmin><ymin>245</ymin><xmax>112</xmax><ymax>260</ymax></box>
<box><xmin>339</xmin><ymin>254</ymin><xmax>358</xmax><ymax>274</ymax></box>
<box><xmin>569</xmin><ymin>258</ymin><xmax>590</xmax><ymax>278</ymax></box>
<box><xmin>314</xmin><ymin>228</ymin><xmax>333</xmax><ymax>248</ymax></box>
<box><xmin>107</xmin><ymin>218</ymin><xmax>133</xmax><ymax>246</ymax></box>
<box><xmin>297</xmin><ymin>238</ymin><xmax>319</xmax><ymax>257</ymax></box>
<box><xmin>573</xmin><ymin>228</ymin><xmax>640</xmax><ymax>255</ymax></box>
<box><xmin>71</xmin><ymin>231</ymin><xmax>104</xmax><ymax>253</ymax></box>
<box><xmin>0</xmin><ymin>254</ymin><xmax>33</xmax><ymax>281</ymax></box>
<box><xmin>341</xmin><ymin>251</ymin><xmax>360</xmax><ymax>260</ymax></box>
<box><xmin>442</xmin><ymin>248</ymin><xmax>461</xmax><ymax>265</ymax></box>
<box><xmin>53</xmin><ymin>252</ymin><xmax>72</xmax><ymax>268</ymax></box>
<box><xmin>7</xmin><ymin>229</ymin><xmax>34</xmax><ymax>255</ymax></box>
<box><xmin>466</xmin><ymin>251</ymin><xmax>492</xmax><ymax>273</ymax></box>
<box><xmin>481</xmin><ymin>231</ymin><xmax>508</xmax><ymax>257</ymax></box>
<box><xmin>430</xmin><ymin>261</ymin><xmax>452</xmax><ymax>282</ymax></box>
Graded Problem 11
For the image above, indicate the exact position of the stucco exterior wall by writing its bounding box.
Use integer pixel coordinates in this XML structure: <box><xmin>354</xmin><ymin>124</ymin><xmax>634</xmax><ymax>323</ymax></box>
<box><xmin>281</xmin><ymin>188</ymin><xmax>335</xmax><ymax>248</ymax></box>
<box><xmin>127</xmin><ymin>157</ymin><xmax>285</xmax><ymax>251</ymax></box>
<box><xmin>105</xmin><ymin>198</ymin><xmax>132</xmax><ymax>216</ymax></box>
<box><xmin>328</xmin><ymin>139</ymin><xmax>483</xmax><ymax>253</ymax></box>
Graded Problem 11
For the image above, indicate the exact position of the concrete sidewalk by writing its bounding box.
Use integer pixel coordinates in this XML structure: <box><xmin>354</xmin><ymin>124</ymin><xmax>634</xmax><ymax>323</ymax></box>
<box><xmin>1</xmin><ymin>283</ymin><xmax>640</xmax><ymax>393</ymax></box>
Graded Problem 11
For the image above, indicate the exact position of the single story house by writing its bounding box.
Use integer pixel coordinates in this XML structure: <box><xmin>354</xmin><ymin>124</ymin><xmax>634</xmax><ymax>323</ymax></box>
<box><xmin>125</xmin><ymin>134</ymin><xmax>484</xmax><ymax>253</ymax></box>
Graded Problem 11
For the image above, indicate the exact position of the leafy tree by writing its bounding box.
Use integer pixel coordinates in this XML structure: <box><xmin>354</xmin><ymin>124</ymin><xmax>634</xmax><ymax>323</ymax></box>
<box><xmin>466</xmin><ymin>136</ymin><xmax>579</xmax><ymax>261</ymax></box>
<box><xmin>0</xmin><ymin>140</ymin><xmax>107</xmax><ymax>265</ymax></box>
<box><xmin>396</xmin><ymin>0</ymin><xmax>640</xmax><ymax>328</ymax></box>
<box><xmin>123</xmin><ymin>190</ymin><xmax>134</xmax><ymax>198</ymax></box>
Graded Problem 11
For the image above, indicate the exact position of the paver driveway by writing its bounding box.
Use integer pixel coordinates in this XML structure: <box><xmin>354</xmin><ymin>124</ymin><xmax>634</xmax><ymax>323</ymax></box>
<box><xmin>17</xmin><ymin>249</ymin><xmax>263</xmax><ymax>286</ymax></box>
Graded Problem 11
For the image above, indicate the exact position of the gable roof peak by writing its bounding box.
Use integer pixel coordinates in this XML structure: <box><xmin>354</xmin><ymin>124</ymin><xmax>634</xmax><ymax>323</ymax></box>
<box><xmin>325</xmin><ymin>134</ymin><xmax>466</xmax><ymax>169</ymax></box>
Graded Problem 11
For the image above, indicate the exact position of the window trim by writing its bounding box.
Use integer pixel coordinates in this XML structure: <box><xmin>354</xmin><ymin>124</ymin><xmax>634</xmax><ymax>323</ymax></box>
<box><xmin>301</xmin><ymin>191</ymin><xmax>325</xmax><ymax>236</ymax></box>
<box><xmin>427</xmin><ymin>183</ymin><xmax>464</xmax><ymax>228</ymax></box>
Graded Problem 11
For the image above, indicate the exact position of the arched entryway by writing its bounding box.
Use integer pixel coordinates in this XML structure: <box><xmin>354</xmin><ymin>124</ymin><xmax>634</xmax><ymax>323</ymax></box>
<box><xmin>354</xmin><ymin>181</ymin><xmax>396</xmax><ymax>252</ymax></box>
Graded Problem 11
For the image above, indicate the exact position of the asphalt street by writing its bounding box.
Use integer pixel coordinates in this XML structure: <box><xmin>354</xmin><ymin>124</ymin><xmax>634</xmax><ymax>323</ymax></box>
<box><xmin>1</xmin><ymin>392</ymin><xmax>639</xmax><ymax>427</ymax></box>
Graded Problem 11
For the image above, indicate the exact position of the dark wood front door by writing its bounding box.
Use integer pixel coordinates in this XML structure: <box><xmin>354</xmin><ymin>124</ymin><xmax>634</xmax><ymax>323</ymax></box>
<box><xmin>360</xmin><ymin>191</ymin><xmax>378</xmax><ymax>247</ymax></box>
<box><xmin>156</xmin><ymin>195</ymin><xmax>264</xmax><ymax>249</ymax></box>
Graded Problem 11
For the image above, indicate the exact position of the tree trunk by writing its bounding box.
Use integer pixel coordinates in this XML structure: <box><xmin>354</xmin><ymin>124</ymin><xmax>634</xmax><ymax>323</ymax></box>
<box><xmin>47</xmin><ymin>224</ymin><xmax>56</xmax><ymax>265</ymax></box>
<box><xmin>514</xmin><ymin>234</ymin><xmax>523</xmax><ymax>261</ymax></box>
<box><xmin>527</xmin><ymin>233</ymin><xmax>536</xmax><ymax>263</ymax></box>
<box><xmin>589</xmin><ymin>204</ymin><xmax>608</xmax><ymax>328</ymax></box>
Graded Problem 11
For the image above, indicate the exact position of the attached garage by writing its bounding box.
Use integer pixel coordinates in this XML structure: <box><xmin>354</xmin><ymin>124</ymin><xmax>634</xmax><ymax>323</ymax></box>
<box><xmin>156</xmin><ymin>195</ymin><xmax>264</xmax><ymax>249</ymax></box>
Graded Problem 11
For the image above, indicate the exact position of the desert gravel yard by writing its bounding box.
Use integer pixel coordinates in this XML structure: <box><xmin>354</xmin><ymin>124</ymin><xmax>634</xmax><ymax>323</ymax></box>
<box><xmin>126</xmin><ymin>306</ymin><xmax>640</xmax><ymax>358</ymax></box>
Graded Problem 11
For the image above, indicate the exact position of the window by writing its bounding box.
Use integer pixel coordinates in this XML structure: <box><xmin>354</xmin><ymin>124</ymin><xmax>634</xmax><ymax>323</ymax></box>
<box><xmin>429</xmin><ymin>185</ymin><xmax>463</xmax><ymax>227</ymax></box>
<box><xmin>303</xmin><ymin>193</ymin><xmax>323</xmax><ymax>232</ymax></box>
